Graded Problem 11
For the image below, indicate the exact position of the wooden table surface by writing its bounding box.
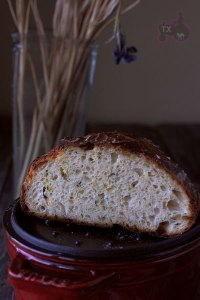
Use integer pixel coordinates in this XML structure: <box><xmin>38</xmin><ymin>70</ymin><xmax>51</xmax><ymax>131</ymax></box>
<box><xmin>1</xmin><ymin>120</ymin><xmax>200</xmax><ymax>299</ymax></box>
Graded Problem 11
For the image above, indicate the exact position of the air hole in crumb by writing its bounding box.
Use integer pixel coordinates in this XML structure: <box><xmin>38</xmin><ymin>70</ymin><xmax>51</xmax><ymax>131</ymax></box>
<box><xmin>107</xmin><ymin>186</ymin><xmax>114</xmax><ymax>192</ymax></box>
<box><xmin>167</xmin><ymin>200</ymin><xmax>180</xmax><ymax>211</ymax></box>
<box><xmin>40</xmin><ymin>206</ymin><xmax>45</xmax><ymax>211</ymax></box>
<box><xmin>69</xmin><ymin>196</ymin><xmax>74</xmax><ymax>203</ymax></box>
<box><xmin>153</xmin><ymin>184</ymin><xmax>158</xmax><ymax>189</ymax></box>
<box><xmin>99</xmin><ymin>193</ymin><xmax>105</xmax><ymax>200</ymax></box>
<box><xmin>160</xmin><ymin>185</ymin><xmax>166</xmax><ymax>191</ymax></box>
<box><xmin>81</xmin><ymin>155</ymin><xmax>86</xmax><ymax>162</ymax></box>
<box><xmin>172</xmin><ymin>190</ymin><xmax>183</xmax><ymax>201</ymax></box>
<box><xmin>75</xmin><ymin>169</ymin><xmax>81</xmax><ymax>174</ymax></box>
<box><xmin>123</xmin><ymin>195</ymin><xmax>131</xmax><ymax>203</ymax></box>
<box><xmin>154</xmin><ymin>207</ymin><xmax>160</xmax><ymax>213</ymax></box>
<box><xmin>134</xmin><ymin>168</ymin><xmax>143</xmax><ymax>176</ymax></box>
<box><xmin>157</xmin><ymin>221</ymin><xmax>169</xmax><ymax>233</ymax></box>
<box><xmin>148</xmin><ymin>171</ymin><xmax>154</xmax><ymax>177</ymax></box>
<box><xmin>171</xmin><ymin>215</ymin><xmax>181</xmax><ymax>221</ymax></box>
<box><xmin>52</xmin><ymin>174</ymin><xmax>58</xmax><ymax>180</ymax></box>
<box><xmin>82</xmin><ymin>175</ymin><xmax>90</xmax><ymax>183</ymax></box>
<box><xmin>97</xmin><ymin>153</ymin><xmax>102</xmax><ymax>159</ymax></box>
<box><xmin>170</xmin><ymin>215</ymin><xmax>182</xmax><ymax>225</ymax></box>
<box><xmin>111</xmin><ymin>153</ymin><xmax>118</xmax><ymax>164</ymax></box>
<box><xmin>131</xmin><ymin>181</ymin><xmax>138</xmax><ymax>188</ymax></box>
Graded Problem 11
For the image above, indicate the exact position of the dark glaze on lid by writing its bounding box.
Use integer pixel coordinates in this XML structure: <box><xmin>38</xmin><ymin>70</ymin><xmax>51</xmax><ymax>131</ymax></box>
<box><xmin>4</xmin><ymin>200</ymin><xmax>200</xmax><ymax>260</ymax></box>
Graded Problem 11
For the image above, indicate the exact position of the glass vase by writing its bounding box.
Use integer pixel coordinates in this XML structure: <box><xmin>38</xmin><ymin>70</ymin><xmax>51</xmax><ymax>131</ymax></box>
<box><xmin>12</xmin><ymin>33</ymin><xmax>97</xmax><ymax>197</ymax></box>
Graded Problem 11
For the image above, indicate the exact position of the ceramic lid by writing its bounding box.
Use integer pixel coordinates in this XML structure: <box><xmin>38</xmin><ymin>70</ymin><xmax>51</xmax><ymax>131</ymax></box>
<box><xmin>4</xmin><ymin>200</ymin><xmax>200</xmax><ymax>259</ymax></box>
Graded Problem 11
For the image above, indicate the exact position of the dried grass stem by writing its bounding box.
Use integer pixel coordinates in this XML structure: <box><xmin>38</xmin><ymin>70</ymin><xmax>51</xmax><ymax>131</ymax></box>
<box><xmin>8</xmin><ymin>0</ymin><xmax>140</xmax><ymax>193</ymax></box>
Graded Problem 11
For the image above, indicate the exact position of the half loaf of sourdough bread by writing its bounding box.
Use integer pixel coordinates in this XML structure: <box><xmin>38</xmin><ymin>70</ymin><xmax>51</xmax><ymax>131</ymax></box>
<box><xmin>20</xmin><ymin>132</ymin><xmax>199</xmax><ymax>237</ymax></box>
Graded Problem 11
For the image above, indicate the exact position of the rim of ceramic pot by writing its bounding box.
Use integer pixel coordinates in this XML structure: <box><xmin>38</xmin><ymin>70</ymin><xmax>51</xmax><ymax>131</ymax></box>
<box><xmin>4</xmin><ymin>199</ymin><xmax>200</xmax><ymax>260</ymax></box>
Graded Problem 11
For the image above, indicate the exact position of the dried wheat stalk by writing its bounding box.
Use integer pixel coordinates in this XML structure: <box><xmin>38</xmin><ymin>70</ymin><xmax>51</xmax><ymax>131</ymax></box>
<box><xmin>8</xmin><ymin>0</ymin><xmax>141</xmax><ymax>194</ymax></box>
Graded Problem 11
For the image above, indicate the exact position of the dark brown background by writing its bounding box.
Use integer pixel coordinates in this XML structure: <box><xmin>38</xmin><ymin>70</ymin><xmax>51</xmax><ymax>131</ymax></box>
<box><xmin>1</xmin><ymin>0</ymin><xmax>200</xmax><ymax>124</ymax></box>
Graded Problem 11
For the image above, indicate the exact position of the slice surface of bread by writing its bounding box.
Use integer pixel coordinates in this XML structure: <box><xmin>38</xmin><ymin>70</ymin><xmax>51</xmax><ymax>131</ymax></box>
<box><xmin>20</xmin><ymin>132</ymin><xmax>199</xmax><ymax>237</ymax></box>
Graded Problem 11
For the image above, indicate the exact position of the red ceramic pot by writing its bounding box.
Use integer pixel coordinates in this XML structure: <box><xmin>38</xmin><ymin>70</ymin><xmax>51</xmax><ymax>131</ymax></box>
<box><xmin>3</xmin><ymin>200</ymin><xmax>200</xmax><ymax>300</ymax></box>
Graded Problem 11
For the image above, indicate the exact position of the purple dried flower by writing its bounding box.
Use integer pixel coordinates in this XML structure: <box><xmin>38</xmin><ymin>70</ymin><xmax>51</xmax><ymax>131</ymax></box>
<box><xmin>113</xmin><ymin>31</ymin><xmax>137</xmax><ymax>65</ymax></box>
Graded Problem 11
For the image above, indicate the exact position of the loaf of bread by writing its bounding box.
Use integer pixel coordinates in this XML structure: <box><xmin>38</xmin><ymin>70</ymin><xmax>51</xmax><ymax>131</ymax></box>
<box><xmin>20</xmin><ymin>132</ymin><xmax>199</xmax><ymax>237</ymax></box>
